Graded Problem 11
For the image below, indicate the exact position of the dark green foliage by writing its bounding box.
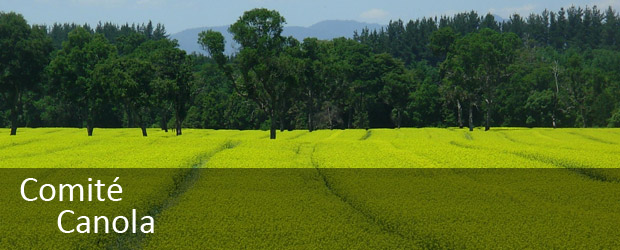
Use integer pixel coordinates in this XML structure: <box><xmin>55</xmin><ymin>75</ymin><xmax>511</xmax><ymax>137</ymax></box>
<box><xmin>95</xmin><ymin>57</ymin><xmax>155</xmax><ymax>135</ymax></box>
<box><xmin>201</xmin><ymin>8</ymin><xmax>297</xmax><ymax>139</ymax></box>
<box><xmin>47</xmin><ymin>28</ymin><xmax>116</xmax><ymax>135</ymax></box>
<box><xmin>2</xmin><ymin>6</ymin><xmax>620</xmax><ymax>133</ymax></box>
<box><xmin>0</xmin><ymin>12</ymin><xmax>52</xmax><ymax>135</ymax></box>
<box><xmin>140</xmin><ymin>39</ymin><xmax>192</xmax><ymax>135</ymax></box>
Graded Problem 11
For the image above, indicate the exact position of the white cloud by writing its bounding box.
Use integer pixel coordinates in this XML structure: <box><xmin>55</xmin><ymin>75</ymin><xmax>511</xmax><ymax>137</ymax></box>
<box><xmin>594</xmin><ymin>0</ymin><xmax>620</xmax><ymax>9</ymax></box>
<box><xmin>489</xmin><ymin>4</ymin><xmax>536</xmax><ymax>17</ymax></box>
<box><xmin>71</xmin><ymin>0</ymin><xmax>126</xmax><ymax>7</ymax></box>
<box><xmin>136</xmin><ymin>0</ymin><xmax>165</xmax><ymax>5</ymax></box>
<box><xmin>360</xmin><ymin>8</ymin><xmax>389</xmax><ymax>19</ymax></box>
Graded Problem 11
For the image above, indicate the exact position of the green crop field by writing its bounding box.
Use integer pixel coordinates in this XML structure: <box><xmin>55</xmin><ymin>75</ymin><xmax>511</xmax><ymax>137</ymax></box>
<box><xmin>1</xmin><ymin>128</ymin><xmax>620</xmax><ymax>249</ymax></box>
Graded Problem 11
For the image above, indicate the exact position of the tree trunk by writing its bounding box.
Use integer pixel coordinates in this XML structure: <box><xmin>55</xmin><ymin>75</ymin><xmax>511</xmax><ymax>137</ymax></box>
<box><xmin>87</xmin><ymin>125</ymin><xmax>94</xmax><ymax>136</ymax></box>
<box><xmin>9</xmin><ymin>91</ymin><xmax>21</xmax><ymax>136</ymax></box>
<box><xmin>552</xmin><ymin>60</ymin><xmax>560</xmax><ymax>129</ymax></box>
<box><xmin>10</xmin><ymin>124</ymin><xmax>17</xmax><ymax>136</ymax></box>
<box><xmin>279</xmin><ymin>115</ymin><xmax>284</xmax><ymax>132</ymax></box>
<box><xmin>270</xmin><ymin>112</ymin><xmax>276</xmax><ymax>139</ymax></box>
<box><xmin>347</xmin><ymin>110</ymin><xmax>352</xmax><ymax>129</ymax></box>
<box><xmin>86</xmin><ymin>110</ymin><xmax>95</xmax><ymax>136</ymax></box>
<box><xmin>10</xmin><ymin>109</ymin><xmax>18</xmax><ymax>136</ymax></box>
<box><xmin>176</xmin><ymin>120</ymin><xmax>182</xmax><ymax>136</ymax></box>
<box><xmin>9</xmin><ymin>105</ymin><xmax>18</xmax><ymax>136</ymax></box>
<box><xmin>551</xmin><ymin>93</ymin><xmax>557</xmax><ymax>128</ymax></box>
<box><xmin>485</xmin><ymin>112</ymin><xmax>490</xmax><ymax>131</ymax></box>
<box><xmin>127</xmin><ymin>107</ymin><xmax>135</xmax><ymax>128</ymax></box>
<box><xmin>485</xmin><ymin>100</ymin><xmax>491</xmax><ymax>131</ymax></box>
<box><xmin>327</xmin><ymin>106</ymin><xmax>333</xmax><ymax>130</ymax></box>
<box><xmin>397</xmin><ymin>109</ymin><xmax>402</xmax><ymax>129</ymax></box>
<box><xmin>141</xmin><ymin>126</ymin><xmax>148</xmax><ymax>137</ymax></box>
<box><xmin>162</xmin><ymin>113</ymin><xmax>168</xmax><ymax>132</ymax></box>
<box><xmin>308</xmin><ymin>90</ymin><xmax>313</xmax><ymax>132</ymax></box>
<box><xmin>580</xmin><ymin>107</ymin><xmax>587</xmax><ymax>128</ymax></box>
<box><xmin>174</xmin><ymin>107</ymin><xmax>183</xmax><ymax>136</ymax></box>
<box><xmin>308</xmin><ymin>111</ymin><xmax>313</xmax><ymax>132</ymax></box>
<box><xmin>468</xmin><ymin>103</ymin><xmax>474</xmax><ymax>132</ymax></box>
<box><xmin>457</xmin><ymin>100</ymin><xmax>463</xmax><ymax>129</ymax></box>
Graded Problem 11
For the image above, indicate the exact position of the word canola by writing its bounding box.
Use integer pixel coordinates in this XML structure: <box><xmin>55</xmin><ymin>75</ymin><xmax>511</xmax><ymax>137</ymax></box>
<box><xmin>19</xmin><ymin>177</ymin><xmax>155</xmax><ymax>234</ymax></box>
<box><xmin>58</xmin><ymin>209</ymin><xmax>154</xmax><ymax>234</ymax></box>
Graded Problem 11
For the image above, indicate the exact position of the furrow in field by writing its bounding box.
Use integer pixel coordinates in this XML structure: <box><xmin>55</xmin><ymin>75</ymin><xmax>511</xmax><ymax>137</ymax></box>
<box><xmin>509</xmin><ymin>151</ymin><xmax>620</xmax><ymax>182</ymax></box>
<box><xmin>284</xmin><ymin>130</ymin><xmax>310</xmax><ymax>140</ymax></box>
<box><xmin>143</xmin><ymin>134</ymin><xmax>418</xmax><ymax>249</ymax></box>
<box><xmin>360</xmin><ymin>130</ymin><xmax>372</xmax><ymax>140</ymax></box>
<box><xmin>388</xmin><ymin>141</ymin><xmax>444</xmax><ymax>166</ymax></box>
<box><xmin>309</xmin><ymin>143</ymin><xmax>445</xmax><ymax>249</ymax></box>
<box><xmin>567</xmin><ymin>131</ymin><xmax>618</xmax><ymax>145</ymax></box>
<box><xmin>310</xmin><ymin>145</ymin><xmax>406</xmax><ymax>239</ymax></box>
<box><xmin>498</xmin><ymin>131</ymin><xmax>536</xmax><ymax>146</ymax></box>
<box><xmin>314</xmin><ymin>167</ymin><xmax>420</xmax><ymax>244</ymax></box>
<box><xmin>113</xmin><ymin>139</ymin><xmax>240</xmax><ymax>249</ymax></box>
<box><xmin>0</xmin><ymin>138</ymin><xmax>44</xmax><ymax>151</ymax></box>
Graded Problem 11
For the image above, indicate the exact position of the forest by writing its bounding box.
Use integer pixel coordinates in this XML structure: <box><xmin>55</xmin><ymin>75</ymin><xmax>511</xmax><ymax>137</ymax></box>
<box><xmin>1</xmin><ymin>6</ymin><xmax>620</xmax><ymax>138</ymax></box>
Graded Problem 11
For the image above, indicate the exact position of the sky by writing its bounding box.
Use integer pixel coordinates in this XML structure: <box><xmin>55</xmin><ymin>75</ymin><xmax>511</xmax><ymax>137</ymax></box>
<box><xmin>1</xmin><ymin>0</ymin><xmax>619</xmax><ymax>34</ymax></box>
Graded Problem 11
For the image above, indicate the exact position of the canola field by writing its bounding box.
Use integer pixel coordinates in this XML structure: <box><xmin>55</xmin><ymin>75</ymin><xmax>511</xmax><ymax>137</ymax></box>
<box><xmin>1</xmin><ymin>128</ymin><xmax>620</xmax><ymax>249</ymax></box>
<box><xmin>1</xmin><ymin>127</ymin><xmax>619</xmax><ymax>169</ymax></box>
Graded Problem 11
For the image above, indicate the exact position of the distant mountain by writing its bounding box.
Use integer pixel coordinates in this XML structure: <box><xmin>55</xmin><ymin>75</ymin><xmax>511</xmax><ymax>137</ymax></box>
<box><xmin>493</xmin><ymin>15</ymin><xmax>506</xmax><ymax>23</ymax></box>
<box><xmin>171</xmin><ymin>20</ymin><xmax>384</xmax><ymax>55</ymax></box>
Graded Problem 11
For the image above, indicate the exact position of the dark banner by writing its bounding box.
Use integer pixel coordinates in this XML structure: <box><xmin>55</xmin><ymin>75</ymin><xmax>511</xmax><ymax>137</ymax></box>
<box><xmin>1</xmin><ymin>168</ymin><xmax>619</xmax><ymax>249</ymax></box>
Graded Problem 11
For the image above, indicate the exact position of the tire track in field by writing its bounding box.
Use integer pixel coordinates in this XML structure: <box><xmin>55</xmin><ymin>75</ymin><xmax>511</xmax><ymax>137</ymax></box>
<box><xmin>360</xmin><ymin>130</ymin><xmax>372</xmax><ymax>140</ymax></box>
<box><xmin>0</xmin><ymin>137</ymin><xmax>106</xmax><ymax>161</ymax></box>
<box><xmin>509</xmin><ymin>151</ymin><xmax>620</xmax><ymax>182</ymax></box>
<box><xmin>310</xmin><ymin>144</ymin><xmax>442</xmax><ymax>249</ymax></box>
<box><xmin>388</xmin><ymin>141</ymin><xmax>444</xmax><ymax>166</ymax></box>
<box><xmin>285</xmin><ymin>130</ymin><xmax>310</xmax><ymax>140</ymax></box>
<box><xmin>113</xmin><ymin>139</ymin><xmax>240</xmax><ymax>249</ymax></box>
<box><xmin>35</xmin><ymin>128</ymin><xmax>66</xmax><ymax>135</ymax></box>
<box><xmin>533</xmin><ymin>130</ymin><xmax>563</xmax><ymax>142</ymax></box>
<box><xmin>463</xmin><ymin>132</ymin><xmax>474</xmax><ymax>140</ymax></box>
<box><xmin>499</xmin><ymin>131</ymin><xmax>536</xmax><ymax>146</ymax></box>
<box><xmin>444</xmin><ymin>132</ymin><xmax>617</xmax><ymax>181</ymax></box>
<box><xmin>504</xmin><ymin>131</ymin><xmax>599</xmax><ymax>152</ymax></box>
<box><xmin>448</xmin><ymin>140</ymin><xmax>482</xmax><ymax>150</ymax></box>
<box><xmin>567</xmin><ymin>131</ymin><xmax>618</xmax><ymax>145</ymax></box>
<box><xmin>0</xmin><ymin>138</ymin><xmax>44</xmax><ymax>151</ymax></box>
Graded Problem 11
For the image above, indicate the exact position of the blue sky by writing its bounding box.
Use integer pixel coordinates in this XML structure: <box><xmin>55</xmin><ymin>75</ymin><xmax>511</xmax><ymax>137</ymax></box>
<box><xmin>1</xmin><ymin>0</ymin><xmax>618</xmax><ymax>33</ymax></box>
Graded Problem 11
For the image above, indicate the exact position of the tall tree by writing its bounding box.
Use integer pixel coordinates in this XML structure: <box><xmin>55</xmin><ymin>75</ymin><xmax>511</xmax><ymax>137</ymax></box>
<box><xmin>480</xmin><ymin>14</ymin><xmax>500</xmax><ymax>31</ymax></box>
<box><xmin>375</xmin><ymin>53</ymin><xmax>411</xmax><ymax>128</ymax></box>
<box><xmin>442</xmin><ymin>29</ymin><xmax>520</xmax><ymax>131</ymax></box>
<box><xmin>200</xmin><ymin>8</ymin><xmax>290</xmax><ymax>139</ymax></box>
<box><xmin>430</xmin><ymin>27</ymin><xmax>458</xmax><ymax>66</ymax></box>
<box><xmin>325</xmin><ymin>38</ymin><xmax>374</xmax><ymax>129</ymax></box>
<box><xmin>564</xmin><ymin>51</ymin><xmax>590</xmax><ymax>127</ymax></box>
<box><xmin>602</xmin><ymin>7</ymin><xmax>618</xmax><ymax>49</ymax></box>
<box><xmin>550</xmin><ymin>8</ymin><xmax>568</xmax><ymax>49</ymax></box>
<box><xmin>300</xmin><ymin>38</ymin><xmax>322</xmax><ymax>132</ymax></box>
<box><xmin>48</xmin><ymin>27</ymin><xmax>116</xmax><ymax>136</ymax></box>
<box><xmin>0</xmin><ymin>12</ymin><xmax>52</xmax><ymax>135</ymax></box>
<box><xmin>136</xmin><ymin>39</ymin><xmax>191</xmax><ymax>135</ymax></box>
<box><xmin>95</xmin><ymin>57</ymin><xmax>154</xmax><ymax>136</ymax></box>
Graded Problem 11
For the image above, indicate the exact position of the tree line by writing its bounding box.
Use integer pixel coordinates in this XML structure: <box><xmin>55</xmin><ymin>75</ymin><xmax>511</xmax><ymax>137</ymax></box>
<box><xmin>1</xmin><ymin>6</ymin><xmax>620</xmax><ymax>139</ymax></box>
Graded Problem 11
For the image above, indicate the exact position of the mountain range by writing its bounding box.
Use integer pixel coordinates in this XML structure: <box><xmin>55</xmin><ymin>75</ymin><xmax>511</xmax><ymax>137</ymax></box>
<box><xmin>170</xmin><ymin>20</ymin><xmax>384</xmax><ymax>55</ymax></box>
<box><xmin>171</xmin><ymin>15</ymin><xmax>505</xmax><ymax>55</ymax></box>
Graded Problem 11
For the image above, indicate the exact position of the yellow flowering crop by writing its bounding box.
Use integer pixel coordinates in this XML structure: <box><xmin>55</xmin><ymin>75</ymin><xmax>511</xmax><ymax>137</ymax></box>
<box><xmin>1</xmin><ymin>128</ymin><xmax>619</xmax><ymax>249</ymax></box>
